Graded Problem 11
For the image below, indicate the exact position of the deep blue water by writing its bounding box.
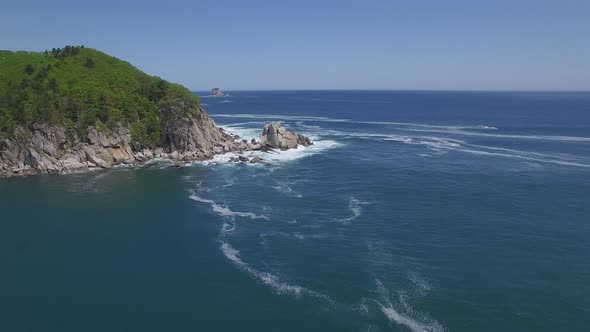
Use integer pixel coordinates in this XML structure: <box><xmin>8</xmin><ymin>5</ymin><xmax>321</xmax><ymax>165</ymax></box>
<box><xmin>1</xmin><ymin>91</ymin><xmax>589</xmax><ymax>331</ymax></box>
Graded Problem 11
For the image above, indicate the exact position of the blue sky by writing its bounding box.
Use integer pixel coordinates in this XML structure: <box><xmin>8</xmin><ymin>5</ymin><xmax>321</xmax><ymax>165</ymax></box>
<box><xmin>2</xmin><ymin>0</ymin><xmax>589</xmax><ymax>91</ymax></box>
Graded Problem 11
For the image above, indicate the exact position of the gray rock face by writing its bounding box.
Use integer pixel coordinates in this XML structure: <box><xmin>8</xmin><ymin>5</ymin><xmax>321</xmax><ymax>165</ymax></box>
<box><xmin>31</xmin><ymin>124</ymin><xmax>66</xmax><ymax>156</ymax></box>
<box><xmin>259</xmin><ymin>122</ymin><xmax>313</xmax><ymax>150</ymax></box>
<box><xmin>163</xmin><ymin>102</ymin><xmax>235</xmax><ymax>155</ymax></box>
<box><xmin>0</xmin><ymin>99</ymin><xmax>240</xmax><ymax>177</ymax></box>
<box><xmin>0</xmin><ymin>102</ymin><xmax>314</xmax><ymax>178</ymax></box>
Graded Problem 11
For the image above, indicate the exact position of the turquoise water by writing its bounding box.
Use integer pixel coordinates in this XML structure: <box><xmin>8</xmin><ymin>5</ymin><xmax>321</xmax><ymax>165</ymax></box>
<box><xmin>1</xmin><ymin>91</ymin><xmax>589</xmax><ymax>331</ymax></box>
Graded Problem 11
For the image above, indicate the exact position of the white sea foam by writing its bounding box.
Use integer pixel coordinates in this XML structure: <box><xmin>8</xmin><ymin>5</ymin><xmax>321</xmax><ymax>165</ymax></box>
<box><xmin>220</xmin><ymin>221</ymin><xmax>236</xmax><ymax>235</ymax></box>
<box><xmin>142</xmin><ymin>158</ymin><xmax>175</xmax><ymax>169</ymax></box>
<box><xmin>364</xmin><ymin>121</ymin><xmax>497</xmax><ymax>131</ymax></box>
<box><xmin>220</xmin><ymin>240</ymin><xmax>337</xmax><ymax>304</ymax></box>
<box><xmin>212</xmin><ymin>113</ymin><xmax>497</xmax><ymax>131</ymax></box>
<box><xmin>309</xmin><ymin>127</ymin><xmax>590</xmax><ymax>168</ymax></box>
<box><xmin>272</xmin><ymin>181</ymin><xmax>303</xmax><ymax>198</ymax></box>
<box><xmin>379</xmin><ymin>307</ymin><xmax>441</xmax><ymax>332</ymax></box>
<box><xmin>212</xmin><ymin>113</ymin><xmax>590</xmax><ymax>143</ymax></box>
<box><xmin>296</xmin><ymin>122</ymin><xmax>323</xmax><ymax>130</ymax></box>
<box><xmin>292</xmin><ymin>233</ymin><xmax>306</xmax><ymax>240</ymax></box>
<box><xmin>219</xmin><ymin>124</ymin><xmax>261</xmax><ymax>141</ymax></box>
<box><xmin>189</xmin><ymin>193</ymin><xmax>268</xmax><ymax>220</ymax></box>
<box><xmin>374</xmin><ymin>279</ymin><xmax>444</xmax><ymax>332</ymax></box>
<box><xmin>217</xmin><ymin>120</ymin><xmax>590</xmax><ymax>167</ymax></box>
<box><xmin>408</xmin><ymin>272</ymin><xmax>433</xmax><ymax>294</ymax></box>
<box><xmin>381</xmin><ymin>133</ymin><xmax>590</xmax><ymax>167</ymax></box>
<box><xmin>198</xmin><ymin>138</ymin><xmax>342</xmax><ymax>167</ymax></box>
<box><xmin>443</xmin><ymin>144</ymin><xmax>590</xmax><ymax>168</ymax></box>
<box><xmin>338</xmin><ymin>197</ymin><xmax>368</xmax><ymax>224</ymax></box>
<box><xmin>220</xmin><ymin>241</ymin><xmax>304</xmax><ymax>297</ymax></box>
<box><xmin>382</xmin><ymin>135</ymin><xmax>464</xmax><ymax>150</ymax></box>
<box><xmin>219</xmin><ymin>99</ymin><xmax>231</xmax><ymax>103</ymax></box>
<box><xmin>193</xmin><ymin>181</ymin><xmax>212</xmax><ymax>192</ymax></box>
<box><xmin>409</xmin><ymin>127</ymin><xmax>590</xmax><ymax>143</ymax></box>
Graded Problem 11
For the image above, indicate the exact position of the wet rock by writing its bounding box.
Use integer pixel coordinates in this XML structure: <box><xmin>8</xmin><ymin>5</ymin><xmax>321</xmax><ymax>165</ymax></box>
<box><xmin>250</xmin><ymin>156</ymin><xmax>263</xmax><ymax>164</ymax></box>
<box><xmin>297</xmin><ymin>133</ymin><xmax>313</xmax><ymax>147</ymax></box>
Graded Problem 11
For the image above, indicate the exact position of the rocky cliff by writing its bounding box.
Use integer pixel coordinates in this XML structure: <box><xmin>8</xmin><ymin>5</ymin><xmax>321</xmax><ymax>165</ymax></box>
<box><xmin>0</xmin><ymin>100</ymin><xmax>231</xmax><ymax>177</ymax></box>
<box><xmin>0</xmin><ymin>108</ymin><xmax>313</xmax><ymax>177</ymax></box>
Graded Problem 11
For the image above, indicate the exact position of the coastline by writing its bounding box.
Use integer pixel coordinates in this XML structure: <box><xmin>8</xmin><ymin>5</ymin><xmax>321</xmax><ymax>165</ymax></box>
<box><xmin>0</xmin><ymin>120</ymin><xmax>313</xmax><ymax>179</ymax></box>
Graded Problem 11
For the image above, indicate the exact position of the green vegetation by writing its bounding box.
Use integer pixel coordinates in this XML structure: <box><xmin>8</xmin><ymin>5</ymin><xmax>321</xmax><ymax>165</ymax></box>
<box><xmin>0</xmin><ymin>45</ymin><xmax>200</xmax><ymax>147</ymax></box>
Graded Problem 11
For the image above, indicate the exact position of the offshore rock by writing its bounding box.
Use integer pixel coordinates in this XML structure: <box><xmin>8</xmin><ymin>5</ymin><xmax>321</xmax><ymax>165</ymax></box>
<box><xmin>250</xmin><ymin>156</ymin><xmax>263</xmax><ymax>164</ymax></box>
<box><xmin>259</xmin><ymin>122</ymin><xmax>313</xmax><ymax>150</ymax></box>
<box><xmin>211</xmin><ymin>88</ymin><xmax>226</xmax><ymax>97</ymax></box>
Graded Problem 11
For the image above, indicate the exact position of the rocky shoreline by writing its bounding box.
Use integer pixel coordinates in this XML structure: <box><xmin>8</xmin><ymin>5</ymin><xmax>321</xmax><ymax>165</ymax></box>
<box><xmin>0</xmin><ymin>109</ymin><xmax>312</xmax><ymax>178</ymax></box>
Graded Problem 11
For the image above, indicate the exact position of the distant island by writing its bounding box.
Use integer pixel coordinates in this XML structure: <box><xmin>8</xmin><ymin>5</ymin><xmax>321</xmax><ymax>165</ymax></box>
<box><xmin>211</xmin><ymin>88</ymin><xmax>227</xmax><ymax>97</ymax></box>
<box><xmin>0</xmin><ymin>46</ymin><xmax>311</xmax><ymax>177</ymax></box>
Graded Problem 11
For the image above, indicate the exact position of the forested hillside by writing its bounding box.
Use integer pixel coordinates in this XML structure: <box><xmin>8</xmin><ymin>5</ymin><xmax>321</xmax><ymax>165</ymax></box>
<box><xmin>0</xmin><ymin>45</ymin><xmax>200</xmax><ymax>147</ymax></box>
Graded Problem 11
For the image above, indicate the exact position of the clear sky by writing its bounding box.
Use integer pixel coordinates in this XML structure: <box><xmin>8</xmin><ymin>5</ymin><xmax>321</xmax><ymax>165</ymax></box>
<box><xmin>2</xmin><ymin>0</ymin><xmax>589</xmax><ymax>91</ymax></box>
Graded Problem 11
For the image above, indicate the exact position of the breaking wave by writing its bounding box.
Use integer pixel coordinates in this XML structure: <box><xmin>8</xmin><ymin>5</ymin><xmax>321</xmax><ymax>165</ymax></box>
<box><xmin>200</xmin><ymin>141</ymin><xmax>342</xmax><ymax>166</ymax></box>
<box><xmin>219</xmin><ymin>124</ymin><xmax>262</xmax><ymax>141</ymax></box>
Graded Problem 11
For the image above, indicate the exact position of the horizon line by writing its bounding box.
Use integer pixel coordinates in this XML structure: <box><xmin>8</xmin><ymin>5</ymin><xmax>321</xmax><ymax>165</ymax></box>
<box><xmin>191</xmin><ymin>88</ymin><xmax>590</xmax><ymax>93</ymax></box>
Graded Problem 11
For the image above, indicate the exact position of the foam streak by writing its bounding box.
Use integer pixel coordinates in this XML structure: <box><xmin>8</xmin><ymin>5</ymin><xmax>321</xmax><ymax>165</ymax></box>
<box><xmin>189</xmin><ymin>193</ymin><xmax>268</xmax><ymax>220</ymax></box>
<box><xmin>338</xmin><ymin>197</ymin><xmax>368</xmax><ymax>224</ymax></box>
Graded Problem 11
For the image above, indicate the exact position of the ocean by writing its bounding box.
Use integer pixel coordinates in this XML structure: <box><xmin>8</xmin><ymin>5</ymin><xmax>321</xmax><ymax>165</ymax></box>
<box><xmin>1</xmin><ymin>91</ymin><xmax>589</xmax><ymax>331</ymax></box>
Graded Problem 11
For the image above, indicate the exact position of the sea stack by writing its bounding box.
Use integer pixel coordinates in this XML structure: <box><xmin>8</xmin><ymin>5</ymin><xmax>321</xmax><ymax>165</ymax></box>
<box><xmin>259</xmin><ymin>122</ymin><xmax>313</xmax><ymax>150</ymax></box>
<box><xmin>211</xmin><ymin>88</ymin><xmax>226</xmax><ymax>97</ymax></box>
